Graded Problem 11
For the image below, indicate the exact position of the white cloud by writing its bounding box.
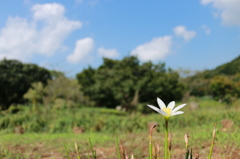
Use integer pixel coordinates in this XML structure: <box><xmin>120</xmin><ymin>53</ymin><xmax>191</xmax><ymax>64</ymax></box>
<box><xmin>67</xmin><ymin>37</ymin><xmax>94</xmax><ymax>64</ymax></box>
<box><xmin>97</xmin><ymin>47</ymin><xmax>119</xmax><ymax>59</ymax></box>
<box><xmin>0</xmin><ymin>3</ymin><xmax>82</xmax><ymax>61</ymax></box>
<box><xmin>173</xmin><ymin>26</ymin><xmax>196</xmax><ymax>41</ymax></box>
<box><xmin>201</xmin><ymin>0</ymin><xmax>240</xmax><ymax>26</ymax></box>
<box><xmin>130</xmin><ymin>36</ymin><xmax>172</xmax><ymax>62</ymax></box>
<box><xmin>202</xmin><ymin>25</ymin><xmax>211</xmax><ymax>35</ymax></box>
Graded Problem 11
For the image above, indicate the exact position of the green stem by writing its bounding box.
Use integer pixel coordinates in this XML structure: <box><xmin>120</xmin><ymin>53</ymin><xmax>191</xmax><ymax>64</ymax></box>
<box><xmin>149</xmin><ymin>135</ymin><xmax>152</xmax><ymax>159</ymax></box>
<box><xmin>164</xmin><ymin>119</ymin><xmax>169</xmax><ymax>159</ymax></box>
<box><xmin>208</xmin><ymin>123</ymin><xmax>217</xmax><ymax>159</ymax></box>
<box><xmin>185</xmin><ymin>149</ymin><xmax>189</xmax><ymax>159</ymax></box>
<box><xmin>208</xmin><ymin>135</ymin><xmax>215</xmax><ymax>159</ymax></box>
<box><xmin>88</xmin><ymin>137</ymin><xmax>97</xmax><ymax>159</ymax></box>
<box><xmin>116</xmin><ymin>139</ymin><xmax>121</xmax><ymax>159</ymax></box>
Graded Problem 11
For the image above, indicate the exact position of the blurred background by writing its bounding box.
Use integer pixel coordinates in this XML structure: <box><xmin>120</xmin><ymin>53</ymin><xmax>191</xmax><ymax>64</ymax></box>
<box><xmin>0</xmin><ymin>0</ymin><xmax>239</xmax><ymax>158</ymax></box>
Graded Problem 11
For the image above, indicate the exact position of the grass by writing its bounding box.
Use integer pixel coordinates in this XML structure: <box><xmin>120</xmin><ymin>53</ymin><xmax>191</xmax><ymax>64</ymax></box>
<box><xmin>0</xmin><ymin>97</ymin><xmax>239</xmax><ymax>158</ymax></box>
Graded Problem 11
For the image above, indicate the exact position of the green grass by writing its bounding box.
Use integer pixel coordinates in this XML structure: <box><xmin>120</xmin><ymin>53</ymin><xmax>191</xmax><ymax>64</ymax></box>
<box><xmin>0</xmin><ymin>97</ymin><xmax>239</xmax><ymax>158</ymax></box>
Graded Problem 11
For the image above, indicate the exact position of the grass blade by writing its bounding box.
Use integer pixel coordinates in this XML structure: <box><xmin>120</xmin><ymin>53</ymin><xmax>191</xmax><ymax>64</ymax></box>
<box><xmin>208</xmin><ymin>123</ymin><xmax>217</xmax><ymax>159</ymax></box>
<box><xmin>185</xmin><ymin>149</ymin><xmax>189</xmax><ymax>159</ymax></box>
<box><xmin>189</xmin><ymin>148</ymin><xmax>192</xmax><ymax>159</ymax></box>
<box><xmin>75</xmin><ymin>140</ymin><xmax>81</xmax><ymax>159</ymax></box>
<box><xmin>64</xmin><ymin>143</ymin><xmax>71</xmax><ymax>159</ymax></box>
<box><xmin>116</xmin><ymin>138</ymin><xmax>121</xmax><ymax>159</ymax></box>
<box><xmin>88</xmin><ymin>137</ymin><xmax>97</xmax><ymax>159</ymax></box>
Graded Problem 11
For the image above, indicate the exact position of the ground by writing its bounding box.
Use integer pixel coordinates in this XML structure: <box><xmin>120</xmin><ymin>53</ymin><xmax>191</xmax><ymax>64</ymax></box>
<box><xmin>1</xmin><ymin>133</ymin><xmax>239</xmax><ymax>159</ymax></box>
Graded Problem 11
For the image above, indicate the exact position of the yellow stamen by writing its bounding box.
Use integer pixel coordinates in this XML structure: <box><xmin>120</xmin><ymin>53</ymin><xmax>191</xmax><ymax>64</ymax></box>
<box><xmin>162</xmin><ymin>107</ymin><xmax>172</xmax><ymax>116</ymax></box>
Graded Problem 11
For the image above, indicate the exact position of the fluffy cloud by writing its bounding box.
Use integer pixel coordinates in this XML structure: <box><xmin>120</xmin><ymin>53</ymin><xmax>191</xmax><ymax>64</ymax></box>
<box><xmin>0</xmin><ymin>3</ymin><xmax>81</xmax><ymax>61</ymax></box>
<box><xmin>130</xmin><ymin>36</ymin><xmax>172</xmax><ymax>62</ymax></box>
<box><xmin>202</xmin><ymin>25</ymin><xmax>211</xmax><ymax>35</ymax></box>
<box><xmin>173</xmin><ymin>26</ymin><xmax>196</xmax><ymax>41</ymax></box>
<box><xmin>97</xmin><ymin>47</ymin><xmax>119</xmax><ymax>59</ymax></box>
<box><xmin>67</xmin><ymin>37</ymin><xmax>94</xmax><ymax>64</ymax></box>
<box><xmin>201</xmin><ymin>0</ymin><xmax>240</xmax><ymax>26</ymax></box>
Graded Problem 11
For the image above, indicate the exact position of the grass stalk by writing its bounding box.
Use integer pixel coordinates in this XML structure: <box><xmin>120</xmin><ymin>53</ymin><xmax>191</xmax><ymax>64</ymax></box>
<box><xmin>184</xmin><ymin>134</ymin><xmax>189</xmax><ymax>159</ymax></box>
<box><xmin>63</xmin><ymin>143</ymin><xmax>71</xmax><ymax>159</ymax></box>
<box><xmin>149</xmin><ymin>124</ymin><xmax>157</xmax><ymax>159</ymax></box>
<box><xmin>116</xmin><ymin>139</ymin><xmax>121</xmax><ymax>159</ymax></box>
<box><xmin>86</xmin><ymin>143</ymin><xmax>90</xmax><ymax>159</ymax></box>
<box><xmin>75</xmin><ymin>140</ymin><xmax>81</xmax><ymax>159</ymax></box>
<box><xmin>208</xmin><ymin>123</ymin><xmax>217</xmax><ymax>159</ymax></box>
<box><xmin>189</xmin><ymin>148</ymin><xmax>192</xmax><ymax>159</ymax></box>
<box><xmin>120</xmin><ymin>140</ymin><xmax>126</xmax><ymax>159</ymax></box>
<box><xmin>88</xmin><ymin>137</ymin><xmax>97</xmax><ymax>159</ymax></box>
<box><xmin>185</xmin><ymin>149</ymin><xmax>189</xmax><ymax>159</ymax></box>
<box><xmin>149</xmin><ymin>135</ymin><xmax>153</xmax><ymax>159</ymax></box>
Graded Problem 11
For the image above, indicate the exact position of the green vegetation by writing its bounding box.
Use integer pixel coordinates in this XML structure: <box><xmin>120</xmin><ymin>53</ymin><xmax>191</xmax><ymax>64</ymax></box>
<box><xmin>0</xmin><ymin>59</ymin><xmax>51</xmax><ymax>109</ymax></box>
<box><xmin>184</xmin><ymin>55</ymin><xmax>240</xmax><ymax>103</ymax></box>
<box><xmin>0</xmin><ymin>97</ymin><xmax>239</xmax><ymax>158</ymax></box>
<box><xmin>77</xmin><ymin>56</ymin><xmax>184</xmax><ymax>110</ymax></box>
<box><xmin>0</xmin><ymin>97</ymin><xmax>239</xmax><ymax>134</ymax></box>
<box><xmin>0</xmin><ymin>55</ymin><xmax>240</xmax><ymax>158</ymax></box>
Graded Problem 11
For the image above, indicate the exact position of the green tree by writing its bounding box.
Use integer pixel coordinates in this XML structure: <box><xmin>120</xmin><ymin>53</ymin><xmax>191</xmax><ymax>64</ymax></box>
<box><xmin>43</xmin><ymin>74</ymin><xmax>88</xmax><ymax>107</ymax></box>
<box><xmin>24</xmin><ymin>82</ymin><xmax>46</xmax><ymax>106</ymax></box>
<box><xmin>0</xmin><ymin>59</ymin><xmax>51</xmax><ymax>109</ymax></box>
<box><xmin>77</xmin><ymin>56</ymin><xmax>184</xmax><ymax>110</ymax></box>
<box><xmin>210</xmin><ymin>75</ymin><xmax>235</xmax><ymax>103</ymax></box>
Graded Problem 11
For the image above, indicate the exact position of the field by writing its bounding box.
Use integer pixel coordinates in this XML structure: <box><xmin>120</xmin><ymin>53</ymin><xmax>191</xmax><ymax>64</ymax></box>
<box><xmin>0</xmin><ymin>98</ymin><xmax>239</xmax><ymax>159</ymax></box>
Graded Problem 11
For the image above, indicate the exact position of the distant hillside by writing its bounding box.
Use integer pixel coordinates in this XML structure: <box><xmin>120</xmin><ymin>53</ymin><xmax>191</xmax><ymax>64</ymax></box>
<box><xmin>209</xmin><ymin>55</ymin><xmax>240</xmax><ymax>76</ymax></box>
<box><xmin>190</xmin><ymin>55</ymin><xmax>240</xmax><ymax>79</ymax></box>
<box><xmin>184</xmin><ymin>55</ymin><xmax>240</xmax><ymax>96</ymax></box>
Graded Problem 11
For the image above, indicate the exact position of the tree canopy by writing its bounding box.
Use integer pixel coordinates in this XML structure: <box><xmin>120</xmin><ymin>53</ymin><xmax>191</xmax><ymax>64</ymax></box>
<box><xmin>77</xmin><ymin>56</ymin><xmax>185</xmax><ymax>110</ymax></box>
<box><xmin>0</xmin><ymin>59</ymin><xmax>51</xmax><ymax>109</ymax></box>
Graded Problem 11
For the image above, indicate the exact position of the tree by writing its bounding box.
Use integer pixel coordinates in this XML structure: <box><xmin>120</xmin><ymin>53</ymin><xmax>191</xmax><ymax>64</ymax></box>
<box><xmin>23</xmin><ymin>73</ymin><xmax>90</xmax><ymax>108</ymax></box>
<box><xmin>76</xmin><ymin>56</ymin><xmax>184</xmax><ymax>110</ymax></box>
<box><xmin>43</xmin><ymin>74</ymin><xmax>89</xmax><ymax>107</ymax></box>
<box><xmin>0</xmin><ymin>59</ymin><xmax>51</xmax><ymax>109</ymax></box>
<box><xmin>24</xmin><ymin>82</ymin><xmax>46</xmax><ymax>106</ymax></box>
<box><xmin>210</xmin><ymin>75</ymin><xmax>240</xmax><ymax>103</ymax></box>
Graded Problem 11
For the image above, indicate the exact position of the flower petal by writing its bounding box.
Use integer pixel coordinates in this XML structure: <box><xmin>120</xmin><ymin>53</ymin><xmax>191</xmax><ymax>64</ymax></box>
<box><xmin>171</xmin><ymin>111</ymin><xmax>184</xmax><ymax>116</ymax></box>
<box><xmin>167</xmin><ymin>101</ymin><xmax>175</xmax><ymax>110</ymax></box>
<box><xmin>158</xmin><ymin>109</ymin><xmax>168</xmax><ymax>116</ymax></box>
<box><xmin>147</xmin><ymin>105</ymin><xmax>160</xmax><ymax>113</ymax></box>
<box><xmin>157</xmin><ymin>98</ymin><xmax>166</xmax><ymax>109</ymax></box>
<box><xmin>172</xmin><ymin>104</ymin><xmax>186</xmax><ymax>113</ymax></box>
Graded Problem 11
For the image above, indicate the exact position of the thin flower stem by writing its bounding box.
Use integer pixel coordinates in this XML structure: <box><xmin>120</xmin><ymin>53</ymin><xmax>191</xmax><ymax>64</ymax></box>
<box><xmin>168</xmin><ymin>134</ymin><xmax>172</xmax><ymax>159</ymax></box>
<box><xmin>164</xmin><ymin>119</ymin><xmax>169</xmax><ymax>159</ymax></box>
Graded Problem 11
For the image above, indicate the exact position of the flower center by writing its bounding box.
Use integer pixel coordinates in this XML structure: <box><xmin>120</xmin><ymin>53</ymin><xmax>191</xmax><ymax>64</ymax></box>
<box><xmin>162</xmin><ymin>107</ymin><xmax>172</xmax><ymax>116</ymax></box>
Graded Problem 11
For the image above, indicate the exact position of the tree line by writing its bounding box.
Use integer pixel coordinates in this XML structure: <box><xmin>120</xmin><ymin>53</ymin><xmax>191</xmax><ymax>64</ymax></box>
<box><xmin>1</xmin><ymin>55</ymin><xmax>240</xmax><ymax>110</ymax></box>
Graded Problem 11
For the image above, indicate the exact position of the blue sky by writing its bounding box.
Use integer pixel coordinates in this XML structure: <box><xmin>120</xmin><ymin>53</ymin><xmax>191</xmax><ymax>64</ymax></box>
<box><xmin>0</xmin><ymin>0</ymin><xmax>240</xmax><ymax>77</ymax></box>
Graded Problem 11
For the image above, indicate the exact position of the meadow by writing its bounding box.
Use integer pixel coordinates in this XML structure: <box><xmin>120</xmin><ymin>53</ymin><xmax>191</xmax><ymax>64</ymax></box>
<box><xmin>0</xmin><ymin>97</ymin><xmax>239</xmax><ymax>159</ymax></box>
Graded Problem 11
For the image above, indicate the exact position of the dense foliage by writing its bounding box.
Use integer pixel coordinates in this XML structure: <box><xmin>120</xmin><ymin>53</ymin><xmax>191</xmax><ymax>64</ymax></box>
<box><xmin>24</xmin><ymin>74</ymin><xmax>90</xmax><ymax>108</ymax></box>
<box><xmin>77</xmin><ymin>56</ymin><xmax>185</xmax><ymax>110</ymax></box>
<box><xmin>184</xmin><ymin>55</ymin><xmax>240</xmax><ymax>102</ymax></box>
<box><xmin>0</xmin><ymin>59</ymin><xmax>51</xmax><ymax>109</ymax></box>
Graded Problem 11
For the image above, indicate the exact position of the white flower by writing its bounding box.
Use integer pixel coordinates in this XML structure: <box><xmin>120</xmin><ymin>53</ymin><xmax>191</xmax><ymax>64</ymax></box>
<box><xmin>147</xmin><ymin>98</ymin><xmax>186</xmax><ymax>119</ymax></box>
